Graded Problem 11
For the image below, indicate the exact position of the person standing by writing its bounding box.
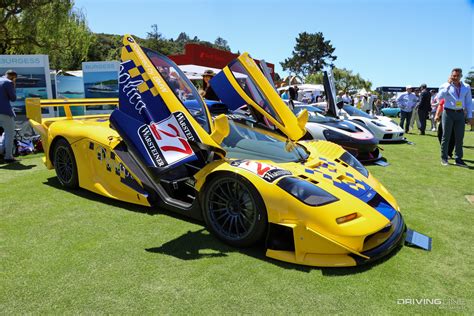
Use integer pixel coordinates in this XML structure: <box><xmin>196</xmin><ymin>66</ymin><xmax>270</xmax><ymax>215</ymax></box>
<box><xmin>367</xmin><ymin>92</ymin><xmax>376</xmax><ymax>114</ymax></box>
<box><xmin>437</xmin><ymin>68</ymin><xmax>473</xmax><ymax>167</ymax></box>
<box><xmin>416</xmin><ymin>84</ymin><xmax>432</xmax><ymax>135</ymax></box>
<box><xmin>429</xmin><ymin>90</ymin><xmax>438</xmax><ymax>131</ymax></box>
<box><xmin>410</xmin><ymin>89</ymin><xmax>421</xmax><ymax>130</ymax></box>
<box><xmin>0</xmin><ymin>70</ymin><xmax>17</xmax><ymax>163</ymax></box>
<box><xmin>342</xmin><ymin>91</ymin><xmax>352</xmax><ymax>104</ymax></box>
<box><xmin>336</xmin><ymin>90</ymin><xmax>344</xmax><ymax>104</ymax></box>
<box><xmin>202</xmin><ymin>69</ymin><xmax>219</xmax><ymax>101</ymax></box>
<box><xmin>361</xmin><ymin>95</ymin><xmax>370</xmax><ymax>113</ymax></box>
<box><xmin>435</xmin><ymin>99</ymin><xmax>455</xmax><ymax>158</ymax></box>
<box><xmin>396</xmin><ymin>85</ymin><xmax>418</xmax><ymax>133</ymax></box>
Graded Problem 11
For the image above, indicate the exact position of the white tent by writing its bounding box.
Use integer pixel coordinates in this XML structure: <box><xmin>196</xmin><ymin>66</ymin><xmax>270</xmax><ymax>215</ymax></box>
<box><xmin>178</xmin><ymin>65</ymin><xmax>222</xmax><ymax>80</ymax></box>
<box><xmin>277</xmin><ymin>83</ymin><xmax>324</xmax><ymax>92</ymax></box>
<box><xmin>358</xmin><ymin>88</ymin><xmax>368</xmax><ymax>96</ymax></box>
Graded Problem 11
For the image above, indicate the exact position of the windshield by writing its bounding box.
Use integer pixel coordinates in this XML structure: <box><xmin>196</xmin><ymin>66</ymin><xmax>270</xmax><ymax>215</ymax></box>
<box><xmin>143</xmin><ymin>47</ymin><xmax>210</xmax><ymax>133</ymax></box>
<box><xmin>229</xmin><ymin>60</ymin><xmax>283</xmax><ymax>124</ymax></box>
<box><xmin>307</xmin><ymin>112</ymin><xmax>339</xmax><ymax>124</ymax></box>
<box><xmin>342</xmin><ymin>105</ymin><xmax>375</xmax><ymax>119</ymax></box>
<box><xmin>293</xmin><ymin>108</ymin><xmax>337</xmax><ymax>124</ymax></box>
<box><xmin>222</xmin><ymin>120</ymin><xmax>309</xmax><ymax>162</ymax></box>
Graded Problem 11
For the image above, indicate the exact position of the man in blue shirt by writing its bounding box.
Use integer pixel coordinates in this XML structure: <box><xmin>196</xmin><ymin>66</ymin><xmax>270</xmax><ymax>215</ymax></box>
<box><xmin>0</xmin><ymin>70</ymin><xmax>17</xmax><ymax>163</ymax></box>
<box><xmin>396</xmin><ymin>85</ymin><xmax>418</xmax><ymax>133</ymax></box>
<box><xmin>437</xmin><ymin>68</ymin><xmax>473</xmax><ymax>167</ymax></box>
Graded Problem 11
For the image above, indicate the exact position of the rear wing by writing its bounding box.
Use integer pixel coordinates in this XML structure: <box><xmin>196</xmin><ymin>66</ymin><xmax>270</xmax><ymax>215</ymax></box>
<box><xmin>26</xmin><ymin>97</ymin><xmax>119</xmax><ymax>123</ymax></box>
<box><xmin>26</xmin><ymin>97</ymin><xmax>119</xmax><ymax>138</ymax></box>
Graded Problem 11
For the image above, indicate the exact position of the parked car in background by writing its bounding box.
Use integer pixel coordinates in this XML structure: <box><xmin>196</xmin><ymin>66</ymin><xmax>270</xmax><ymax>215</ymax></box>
<box><xmin>381</xmin><ymin>106</ymin><xmax>401</xmax><ymax>117</ymax></box>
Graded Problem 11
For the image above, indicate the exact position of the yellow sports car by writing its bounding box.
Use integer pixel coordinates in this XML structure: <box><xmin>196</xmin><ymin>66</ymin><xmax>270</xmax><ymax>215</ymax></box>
<box><xmin>27</xmin><ymin>35</ymin><xmax>406</xmax><ymax>267</ymax></box>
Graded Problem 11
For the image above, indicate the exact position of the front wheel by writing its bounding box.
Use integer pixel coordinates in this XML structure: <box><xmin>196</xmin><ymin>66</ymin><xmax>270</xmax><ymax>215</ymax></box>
<box><xmin>201</xmin><ymin>175</ymin><xmax>267</xmax><ymax>247</ymax></box>
<box><xmin>53</xmin><ymin>139</ymin><xmax>79</xmax><ymax>189</ymax></box>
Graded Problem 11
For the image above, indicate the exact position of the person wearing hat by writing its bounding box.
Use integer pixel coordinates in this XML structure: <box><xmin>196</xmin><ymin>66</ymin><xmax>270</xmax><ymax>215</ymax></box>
<box><xmin>396</xmin><ymin>85</ymin><xmax>418</xmax><ymax>133</ymax></box>
<box><xmin>202</xmin><ymin>69</ymin><xmax>219</xmax><ymax>101</ymax></box>
<box><xmin>416</xmin><ymin>83</ymin><xmax>432</xmax><ymax>135</ymax></box>
<box><xmin>0</xmin><ymin>70</ymin><xmax>17</xmax><ymax>163</ymax></box>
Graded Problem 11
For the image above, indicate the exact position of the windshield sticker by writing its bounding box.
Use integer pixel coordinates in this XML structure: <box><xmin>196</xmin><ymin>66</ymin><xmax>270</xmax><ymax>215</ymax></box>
<box><xmin>230</xmin><ymin>160</ymin><xmax>292</xmax><ymax>182</ymax></box>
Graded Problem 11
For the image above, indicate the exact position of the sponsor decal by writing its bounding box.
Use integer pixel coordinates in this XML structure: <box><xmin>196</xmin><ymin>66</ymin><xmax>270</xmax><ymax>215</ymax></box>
<box><xmin>0</xmin><ymin>56</ymin><xmax>42</xmax><ymax>65</ymax></box>
<box><xmin>93</xmin><ymin>144</ymin><xmax>139</xmax><ymax>185</ymax></box>
<box><xmin>119</xmin><ymin>61</ymin><xmax>147</xmax><ymax>114</ymax></box>
<box><xmin>173</xmin><ymin>111</ymin><xmax>200</xmax><ymax>143</ymax></box>
<box><xmin>119</xmin><ymin>58</ymin><xmax>198</xmax><ymax>169</ymax></box>
<box><xmin>138</xmin><ymin>114</ymin><xmax>196</xmax><ymax>167</ymax></box>
<box><xmin>83</xmin><ymin>61</ymin><xmax>119</xmax><ymax>72</ymax></box>
<box><xmin>230</xmin><ymin>160</ymin><xmax>291</xmax><ymax>182</ymax></box>
<box><xmin>138</xmin><ymin>125</ymin><xmax>166</xmax><ymax>167</ymax></box>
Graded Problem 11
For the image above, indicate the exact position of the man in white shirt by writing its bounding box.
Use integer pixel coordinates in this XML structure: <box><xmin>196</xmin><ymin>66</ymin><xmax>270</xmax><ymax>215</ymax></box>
<box><xmin>409</xmin><ymin>89</ymin><xmax>421</xmax><ymax>130</ymax></box>
<box><xmin>367</xmin><ymin>92</ymin><xmax>376</xmax><ymax>114</ymax></box>
<box><xmin>342</xmin><ymin>92</ymin><xmax>352</xmax><ymax>104</ymax></box>
<box><xmin>396</xmin><ymin>85</ymin><xmax>418</xmax><ymax>133</ymax></box>
<box><xmin>437</xmin><ymin>68</ymin><xmax>473</xmax><ymax>167</ymax></box>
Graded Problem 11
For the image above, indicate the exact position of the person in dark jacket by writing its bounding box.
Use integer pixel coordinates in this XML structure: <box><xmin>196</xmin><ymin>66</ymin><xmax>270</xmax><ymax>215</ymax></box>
<box><xmin>0</xmin><ymin>70</ymin><xmax>17</xmax><ymax>163</ymax></box>
<box><xmin>417</xmin><ymin>83</ymin><xmax>432</xmax><ymax>135</ymax></box>
<box><xmin>202</xmin><ymin>69</ymin><xmax>219</xmax><ymax>101</ymax></box>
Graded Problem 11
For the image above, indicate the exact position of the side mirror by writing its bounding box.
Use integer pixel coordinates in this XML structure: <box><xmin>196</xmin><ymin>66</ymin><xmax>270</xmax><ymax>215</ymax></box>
<box><xmin>296</xmin><ymin>109</ymin><xmax>308</xmax><ymax>130</ymax></box>
<box><xmin>285</xmin><ymin>139</ymin><xmax>297</xmax><ymax>152</ymax></box>
<box><xmin>210</xmin><ymin>114</ymin><xmax>230</xmax><ymax>144</ymax></box>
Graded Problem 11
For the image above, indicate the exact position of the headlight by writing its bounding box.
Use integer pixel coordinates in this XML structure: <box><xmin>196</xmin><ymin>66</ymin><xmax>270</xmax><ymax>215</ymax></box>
<box><xmin>323</xmin><ymin>129</ymin><xmax>351</xmax><ymax>142</ymax></box>
<box><xmin>371</xmin><ymin>120</ymin><xmax>385</xmax><ymax>127</ymax></box>
<box><xmin>277</xmin><ymin>177</ymin><xmax>339</xmax><ymax>206</ymax></box>
<box><xmin>339</xmin><ymin>151</ymin><xmax>369</xmax><ymax>177</ymax></box>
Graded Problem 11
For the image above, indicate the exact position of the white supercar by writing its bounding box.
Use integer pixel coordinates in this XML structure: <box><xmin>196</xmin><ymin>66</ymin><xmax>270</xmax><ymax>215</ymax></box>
<box><xmin>337</xmin><ymin>105</ymin><xmax>406</xmax><ymax>142</ymax></box>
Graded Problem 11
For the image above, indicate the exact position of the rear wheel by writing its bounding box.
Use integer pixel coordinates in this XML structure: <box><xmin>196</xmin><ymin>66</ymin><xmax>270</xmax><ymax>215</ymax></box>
<box><xmin>53</xmin><ymin>139</ymin><xmax>78</xmax><ymax>189</ymax></box>
<box><xmin>202</xmin><ymin>175</ymin><xmax>267</xmax><ymax>247</ymax></box>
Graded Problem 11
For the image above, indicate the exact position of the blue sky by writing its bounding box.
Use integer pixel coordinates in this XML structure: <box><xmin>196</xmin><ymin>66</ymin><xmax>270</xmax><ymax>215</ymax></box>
<box><xmin>74</xmin><ymin>0</ymin><xmax>473</xmax><ymax>88</ymax></box>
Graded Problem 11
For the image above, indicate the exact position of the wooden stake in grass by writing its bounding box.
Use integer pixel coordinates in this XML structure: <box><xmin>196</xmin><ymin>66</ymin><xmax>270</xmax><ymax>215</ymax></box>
<box><xmin>465</xmin><ymin>195</ymin><xmax>474</xmax><ymax>205</ymax></box>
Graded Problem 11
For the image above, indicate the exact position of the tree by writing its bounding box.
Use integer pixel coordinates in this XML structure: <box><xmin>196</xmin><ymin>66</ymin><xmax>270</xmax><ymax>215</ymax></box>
<box><xmin>281</xmin><ymin>32</ymin><xmax>337</xmax><ymax>77</ymax></box>
<box><xmin>145</xmin><ymin>24</ymin><xmax>179</xmax><ymax>55</ymax></box>
<box><xmin>465</xmin><ymin>69</ymin><xmax>474</xmax><ymax>87</ymax></box>
<box><xmin>146</xmin><ymin>24</ymin><xmax>164</xmax><ymax>41</ymax></box>
<box><xmin>87</xmin><ymin>33</ymin><xmax>122</xmax><ymax>63</ymax></box>
<box><xmin>176</xmin><ymin>32</ymin><xmax>190</xmax><ymax>43</ymax></box>
<box><xmin>1</xmin><ymin>0</ymin><xmax>92</xmax><ymax>70</ymax></box>
<box><xmin>214</xmin><ymin>36</ymin><xmax>230</xmax><ymax>51</ymax></box>
<box><xmin>0</xmin><ymin>0</ymin><xmax>51</xmax><ymax>52</ymax></box>
<box><xmin>306</xmin><ymin>67</ymin><xmax>372</xmax><ymax>92</ymax></box>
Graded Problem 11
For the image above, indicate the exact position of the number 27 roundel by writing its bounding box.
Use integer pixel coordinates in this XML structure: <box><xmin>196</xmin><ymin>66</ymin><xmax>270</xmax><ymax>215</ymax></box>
<box><xmin>109</xmin><ymin>35</ymin><xmax>213</xmax><ymax>169</ymax></box>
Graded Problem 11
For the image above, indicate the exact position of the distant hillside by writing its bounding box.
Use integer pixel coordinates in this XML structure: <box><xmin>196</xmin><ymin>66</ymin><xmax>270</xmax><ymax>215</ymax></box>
<box><xmin>86</xmin><ymin>29</ymin><xmax>231</xmax><ymax>63</ymax></box>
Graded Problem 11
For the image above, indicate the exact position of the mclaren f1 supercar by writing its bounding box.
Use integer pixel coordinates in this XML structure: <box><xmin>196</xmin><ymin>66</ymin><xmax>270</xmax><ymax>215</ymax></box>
<box><xmin>27</xmin><ymin>35</ymin><xmax>406</xmax><ymax>267</ymax></box>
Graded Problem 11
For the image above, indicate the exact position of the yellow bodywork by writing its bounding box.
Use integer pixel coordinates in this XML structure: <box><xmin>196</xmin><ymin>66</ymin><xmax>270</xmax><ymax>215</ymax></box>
<box><xmin>26</xmin><ymin>35</ymin><xmax>404</xmax><ymax>267</ymax></box>
<box><xmin>221</xmin><ymin>53</ymin><xmax>308</xmax><ymax>141</ymax></box>
<box><xmin>191</xmin><ymin>126</ymin><xmax>400</xmax><ymax>267</ymax></box>
<box><xmin>26</xmin><ymin>98</ymin><xmax>150</xmax><ymax>206</ymax></box>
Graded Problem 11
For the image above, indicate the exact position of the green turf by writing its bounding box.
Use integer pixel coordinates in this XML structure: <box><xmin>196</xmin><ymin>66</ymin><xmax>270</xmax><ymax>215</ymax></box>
<box><xmin>1</xmin><ymin>126</ymin><xmax>473</xmax><ymax>314</ymax></box>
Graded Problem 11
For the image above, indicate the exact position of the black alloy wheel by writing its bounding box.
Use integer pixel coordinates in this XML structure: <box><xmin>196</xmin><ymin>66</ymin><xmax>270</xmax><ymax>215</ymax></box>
<box><xmin>202</xmin><ymin>175</ymin><xmax>267</xmax><ymax>247</ymax></box>
<box><xmin>53</xmin><ymin>139</ymin><xmax>79</xmax><ymax>189</ymax></box>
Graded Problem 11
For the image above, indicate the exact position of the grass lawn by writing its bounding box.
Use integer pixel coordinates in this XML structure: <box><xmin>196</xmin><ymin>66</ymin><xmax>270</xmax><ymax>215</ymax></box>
<box><xmin>1</xmin><ymin>125</ymin><xmax>473</xmax><ymax>314</ymax></box>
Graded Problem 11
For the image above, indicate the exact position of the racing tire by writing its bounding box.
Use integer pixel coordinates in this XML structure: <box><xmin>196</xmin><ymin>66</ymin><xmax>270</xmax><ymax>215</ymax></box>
<box><xmin>53</xmin><ymin>139</ymin><xmax>79</xmax><ymax>189</ymax></box>
<box><xmin>202</xmin><ymin>174</ymin><xmax>267</xmax><ymax>248</ymax></box>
